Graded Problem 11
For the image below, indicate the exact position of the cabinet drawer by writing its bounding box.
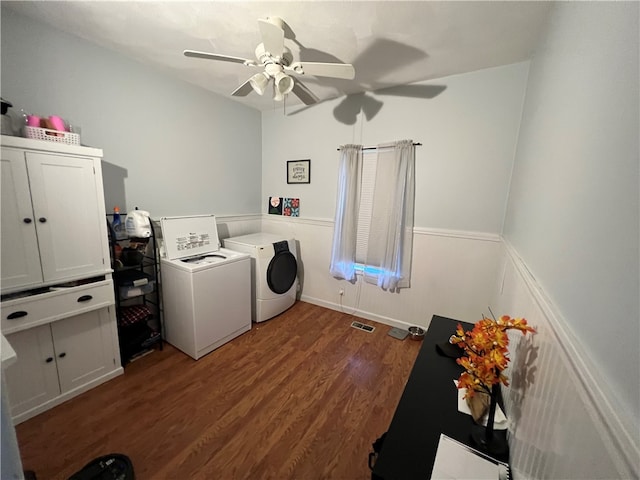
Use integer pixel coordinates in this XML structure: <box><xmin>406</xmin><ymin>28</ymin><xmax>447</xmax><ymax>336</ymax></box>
<box><xmin>1</xmin><ymin>281</ymin><xmax>114</xmax><ymax>334</ymax></box>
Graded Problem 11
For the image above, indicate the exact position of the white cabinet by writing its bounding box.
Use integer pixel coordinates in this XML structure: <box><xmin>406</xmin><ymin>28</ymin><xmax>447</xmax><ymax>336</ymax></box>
<box><xmin>1</xmin><ymin>148</ymin><xmax>42</xmax><ymax>289</ymax></box>
<box><xmin>0</xmin><ymin>136</ymin><xmax>122</xmax><ymax>424</ymax></box>
<box><xmin>2</xmin><ymin>324</ymin><xmax>59</xmax><ymax>415</ymax></box>
<box><xmin>51</xmin><ymin>309</ymin><xmax>116</xmax><ymax>392</ymax></box>
<box><xmin>4</xmin><ymin>308</ymin><xmax>119</xmax><ymax>420</ymax></box>
<box><xmin>1</xmin><ymin>137</ymin><xmax>110</xmax><ymax>293</ymax></box>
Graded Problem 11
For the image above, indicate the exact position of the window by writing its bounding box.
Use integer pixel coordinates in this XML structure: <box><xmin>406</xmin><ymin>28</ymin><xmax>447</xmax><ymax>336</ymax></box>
<box><xmin>330</xmin><ymin>140</ymin><xmax>415</xmax><ymax>290</ymax></box>
<box><xmin>355</xmin><ymin>151</ymin><xmax>377</xmax><ymax>265</ymax></box>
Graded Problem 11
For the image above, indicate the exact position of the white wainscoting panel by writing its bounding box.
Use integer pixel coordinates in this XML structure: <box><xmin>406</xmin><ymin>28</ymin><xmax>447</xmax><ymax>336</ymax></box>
<box><xmin>215</xmin><ymin>214</ymin><xmax>262</xmax><ymax>241</ymax></box>
<box><xmin>492</xmin><ymin>242</ymin><xmax>638</xmax><ymax>479</ymax></box>
<box><xmin>261</xmin><ymin>215</ymin><xmax>501</xmax><ymax>330</ymax></box>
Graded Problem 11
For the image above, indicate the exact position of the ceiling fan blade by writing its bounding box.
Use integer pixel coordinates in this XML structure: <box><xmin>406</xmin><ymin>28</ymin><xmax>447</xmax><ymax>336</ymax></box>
<box><xmin>258</xmin><ymin>18</ymin><xmax>285</xmax><ymax>56</ymax></box>
<box><xmin>184</xmin><ymin>50</ymin><xmax>257</xmax><ymax>66</ymax></box>
<box><xmin>231</xmin><ymin>79</ymin><xmax>255</xmax><ymax>97</ymax></box>
<box><xmin>288</xmin><ymin>62</ymin><xmax>355</xmax><ymax>80</ymax></box>
<box><xmin>291</xmin><ymin>79</ymin><xmax>320</xmax><ymax>105</ymax></box>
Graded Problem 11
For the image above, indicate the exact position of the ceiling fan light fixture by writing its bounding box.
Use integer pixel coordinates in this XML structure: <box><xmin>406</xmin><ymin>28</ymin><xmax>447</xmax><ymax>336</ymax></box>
<box><xmin>249</xmin><ymin>72</ymin><xmax>270</xmax><ymax>96</ymax></box>
<box><xmin>273</xmin><ymin>84</ymin><xmax>284</xmax><ymax>102</ymax></box>
<box><xmin>184</xmin><ymin>15</ymin><xmax>356</xmax><ymax>107</ymax></box>
<box><xmin>274</xmin><ymin>72</ymin><xmax>294</xmax><ymax>96</ymax></box>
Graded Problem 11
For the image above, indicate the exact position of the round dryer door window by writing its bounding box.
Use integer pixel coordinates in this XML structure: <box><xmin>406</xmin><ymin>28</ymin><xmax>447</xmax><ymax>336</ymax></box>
<box><xmin>267</xmin><ymin>250</ymin><xmax>297</xmax><ymax>294</ymax></box>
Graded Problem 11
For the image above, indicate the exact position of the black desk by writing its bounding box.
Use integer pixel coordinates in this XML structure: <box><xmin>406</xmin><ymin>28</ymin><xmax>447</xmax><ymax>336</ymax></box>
<box><xmin>371</xmin><ymin>315</ymin><xmax>508</xmax><ymax>480</ymax></box>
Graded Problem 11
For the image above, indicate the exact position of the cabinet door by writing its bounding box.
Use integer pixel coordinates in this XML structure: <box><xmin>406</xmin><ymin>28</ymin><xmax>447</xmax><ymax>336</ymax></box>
<box><xmin>4</xmin><ymin>325</ymin><xmax>60</xmax><ymax>417</ymax></box>
<box><xmin>0</xmin><ymin>148</ymin><xmax>43</xmax><ymax>290</ymax></box>
<box><xmin>51</xmin><ymin>309</ymin><xmax>116</xmax><ymax>393</ymax></box>
<box><xmin>26</xmin><ymin>152</ymin><xmax>106</xmax><ymax>282</ymax></box>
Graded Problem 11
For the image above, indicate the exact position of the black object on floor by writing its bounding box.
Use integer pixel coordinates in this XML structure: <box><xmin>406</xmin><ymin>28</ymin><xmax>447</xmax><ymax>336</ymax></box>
<box><xmin>67</xmin><ymin>453</ymin><xmax>134</xmax><ymax>480</ymax></box>
<box><xmin>369</xmin><ymin>432</ymin><xmax>388</xmax><ymax>470</ymax></box>
<box><xmin>119</xmin><ymin>322</ymin><xmax>158</xmax><ymax>364</ymax></box>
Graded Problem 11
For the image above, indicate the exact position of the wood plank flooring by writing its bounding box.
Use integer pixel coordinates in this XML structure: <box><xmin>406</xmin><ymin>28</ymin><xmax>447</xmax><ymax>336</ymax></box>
<box><xmin>16</xmin><ymin>302</ymin><xmax>422</xmax><ymax>479</ymax></box>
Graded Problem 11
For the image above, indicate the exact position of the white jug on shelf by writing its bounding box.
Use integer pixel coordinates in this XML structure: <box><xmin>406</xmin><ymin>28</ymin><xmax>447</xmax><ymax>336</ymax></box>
<box><xmin>125</xmin><ymin>209</ymin><xmax>151</xmax><ymax>238</ymax></box>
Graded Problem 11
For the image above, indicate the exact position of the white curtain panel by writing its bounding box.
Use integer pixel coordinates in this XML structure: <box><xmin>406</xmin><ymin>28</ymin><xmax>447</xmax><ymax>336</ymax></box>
<box><xmin>329</xmin><ymin>144</ymin><xmax>363</xmax><ymax>282</ymax></box>
<box><xmin>364</xmin><ymin>140</ymin><xmax>415</xmax><ymax>290</ymax></box>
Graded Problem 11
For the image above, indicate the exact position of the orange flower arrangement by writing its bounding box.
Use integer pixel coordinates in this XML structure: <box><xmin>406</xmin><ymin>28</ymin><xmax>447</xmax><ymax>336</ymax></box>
<box><xmin>451</xmin><ymin>315</ymin><xmax>536</xmax><ymax>398</ymax></box>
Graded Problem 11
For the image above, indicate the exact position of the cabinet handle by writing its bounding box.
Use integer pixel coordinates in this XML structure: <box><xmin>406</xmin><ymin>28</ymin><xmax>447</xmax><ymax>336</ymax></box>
<box><xmin>77</xmin><ymin>295</ymin><xmax>93</xmax><ymax>303</ymax></box>
<box><xmin>7</xmin><ymin>311</ymin><xmax>28</xmax><ymax>320</ymax></box>
<box><xmin>39</xmin><ymin>217</ymin><xmax>47</xmax><ymax>223</ymax></box>
<box><xmin>58</xmin><ymin>352</ymin><xmax>66</xmax><ymax>358</ymax></box>
<box><xmin>45</xmin><ymin>357</ymin><xmax>54</xmax><ymax>363</ymax></box>
<box><xmin>23</xmin><ymin>218</ymin><xmax>32</xmax><ymax>224</ymax></box>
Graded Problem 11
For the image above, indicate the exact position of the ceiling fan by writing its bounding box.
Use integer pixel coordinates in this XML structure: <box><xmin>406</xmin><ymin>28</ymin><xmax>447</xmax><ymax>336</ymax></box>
<box><xmin>183</xmin><ymin>16</ymin><xmax>355</xmax><ymax>105</ymax></box>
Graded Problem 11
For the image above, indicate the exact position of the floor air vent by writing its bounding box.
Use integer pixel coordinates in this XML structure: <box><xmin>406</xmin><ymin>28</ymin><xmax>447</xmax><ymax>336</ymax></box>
<box><xmin>351</xmin><ymin>321</ymin><xmax>375</xmax><ymax>333</ymax></box>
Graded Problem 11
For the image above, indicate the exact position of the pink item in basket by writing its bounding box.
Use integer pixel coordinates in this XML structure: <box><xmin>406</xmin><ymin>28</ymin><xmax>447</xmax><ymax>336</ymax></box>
<box><xmin>26</xmin><ymin>115</ymin><xmax>40</xmax><ymax>127</ymax></box>
<box><xmin>48</xmin><ymin>115</ymin><xmax>66</xmax><ymax>132</ymax></box>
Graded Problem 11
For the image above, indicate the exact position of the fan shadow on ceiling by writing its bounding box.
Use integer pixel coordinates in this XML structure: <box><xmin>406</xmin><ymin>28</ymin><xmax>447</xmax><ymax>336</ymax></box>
<box><xmin>287</xmin><ymin>37</ymin><xmax>446</xmax><ymax>125</ymax></box>
<box><xmin>330</xmin><ymin>84</ymin><xmax>447</xmax><ymax>125</ymax></box>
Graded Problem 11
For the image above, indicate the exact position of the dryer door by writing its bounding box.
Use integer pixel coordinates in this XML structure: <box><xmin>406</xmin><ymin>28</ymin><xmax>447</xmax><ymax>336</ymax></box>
<box><xmin>266</xmin><ymin>242</ymin><xmax>297</xmax><ymax>294</ymax></box>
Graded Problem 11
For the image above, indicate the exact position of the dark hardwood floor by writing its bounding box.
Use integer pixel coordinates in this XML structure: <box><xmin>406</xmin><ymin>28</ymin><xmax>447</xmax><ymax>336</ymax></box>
<box><xmin>16</xmin><ymin>301</ymin><xmax>421</xmax><ymax>479</ymax></box>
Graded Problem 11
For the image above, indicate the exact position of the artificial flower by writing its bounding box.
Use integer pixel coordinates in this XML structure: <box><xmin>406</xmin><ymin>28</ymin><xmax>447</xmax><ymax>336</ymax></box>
<box><xmin>453</xmin><ymin>316</ymin><xmax>535</xmax><ymax>398</ymax></box>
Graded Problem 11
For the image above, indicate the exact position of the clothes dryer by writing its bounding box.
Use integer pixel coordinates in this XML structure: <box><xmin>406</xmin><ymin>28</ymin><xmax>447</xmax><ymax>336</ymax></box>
<box><xmin>160</xmin><ymin>215</ymin><xmax>251</xmax><ymax>359</ymax></box>
<box><xmin>223</xmin><ymin>233</ymin><xmax>298</xmax><ymax>322</ymax></box>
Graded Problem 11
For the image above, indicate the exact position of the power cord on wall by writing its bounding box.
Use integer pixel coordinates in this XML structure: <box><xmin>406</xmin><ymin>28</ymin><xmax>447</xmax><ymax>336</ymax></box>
<box><xmin>338</xmin><ymin>276</ymin><xmax>362</xmax><ymax>316</ymax></box>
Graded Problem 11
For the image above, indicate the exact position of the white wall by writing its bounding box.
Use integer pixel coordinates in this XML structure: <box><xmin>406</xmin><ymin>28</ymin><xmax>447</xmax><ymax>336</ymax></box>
<box><xmin>261</xmin><ymin>63</ymin><xmax>530</xmax><ymax>326</ymax></box>
<box><xmin>262</xmin><ymin>62</ymin><xmax>529</xmax><ymax>232</ymax></box>
<box><xmin>503</xmin><ymin>1</ymin><xmax>639</xmax><ymax>437</ymax></box>
<box><xmin>0</xmin><ymin>7</ymin><xmax>263</xmax><ymax>219</ymax></box>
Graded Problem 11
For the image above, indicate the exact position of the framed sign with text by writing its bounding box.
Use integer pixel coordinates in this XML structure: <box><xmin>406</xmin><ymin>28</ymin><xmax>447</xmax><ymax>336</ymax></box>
<box><xmin>287</xmin><ymin>159</ymin><xmax>311</xmax><ymax>184</ymax></box>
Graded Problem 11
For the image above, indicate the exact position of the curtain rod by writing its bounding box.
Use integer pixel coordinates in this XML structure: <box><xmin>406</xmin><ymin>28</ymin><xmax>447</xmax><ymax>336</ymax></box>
<box><xmin>336</xmin><ymin>142</ymin><xmax>422</xmax><ymax>151</ymax></box>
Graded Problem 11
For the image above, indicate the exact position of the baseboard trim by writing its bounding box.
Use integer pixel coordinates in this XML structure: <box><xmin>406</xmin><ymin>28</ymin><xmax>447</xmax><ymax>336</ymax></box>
<box><xmin>299</xmin><ymin>295</ymin><xmax>416</xmax><ymax>331</ymax></box>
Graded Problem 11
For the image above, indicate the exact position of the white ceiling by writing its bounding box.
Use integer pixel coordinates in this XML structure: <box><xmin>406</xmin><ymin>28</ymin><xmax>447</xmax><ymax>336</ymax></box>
<box><xmin>5</xmin><ymin>1</ymin><xmax>552</xmax><ymax>112</ymax></box>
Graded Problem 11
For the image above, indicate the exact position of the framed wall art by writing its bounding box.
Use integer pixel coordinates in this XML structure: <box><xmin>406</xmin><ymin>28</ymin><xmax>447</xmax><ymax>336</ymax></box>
<box><xmin>268</xmin><ymin>196</ymin><xmax>283</xmax><ymax>215</ymax></box>
<box><xmin>287</xmin><ymin>159</ymin><xmax>311</xmax><ymax>184</ymax></box>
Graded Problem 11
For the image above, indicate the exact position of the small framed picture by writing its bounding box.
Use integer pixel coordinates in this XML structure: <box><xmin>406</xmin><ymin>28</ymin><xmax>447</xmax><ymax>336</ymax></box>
<box><xmin>287</xmin><ymin>159</ymin><xmax>311</xmax><ymax>184</ymax></box>
<box><xmin>268</xmin><ymin>196</ymin><xmax>282</xmax><ymax>215</ymax></box>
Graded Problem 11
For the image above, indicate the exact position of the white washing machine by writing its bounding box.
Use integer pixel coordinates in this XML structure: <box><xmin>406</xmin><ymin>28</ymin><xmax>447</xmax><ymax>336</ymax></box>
<box><xmin>160</xmin><ymin>215</ymin><xmax>251</xmax><ymax>360</ymax></box>
<box><xmin>223</xmin><ymin>233</ymin><xmax>298</xmax><ymax>322</ymax></box>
